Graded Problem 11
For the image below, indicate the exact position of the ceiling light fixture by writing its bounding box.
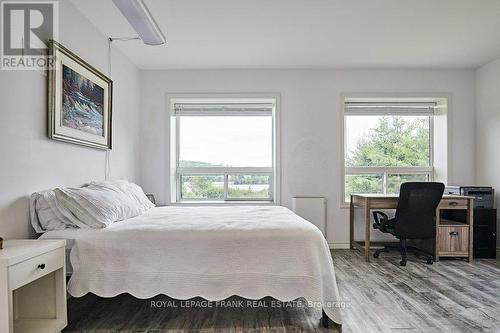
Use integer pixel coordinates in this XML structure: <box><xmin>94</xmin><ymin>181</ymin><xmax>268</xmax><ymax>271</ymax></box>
<box><xmin>112</xmin><ymin>0</ymin><xmax>166</xmax><ymax>46</ymax></box>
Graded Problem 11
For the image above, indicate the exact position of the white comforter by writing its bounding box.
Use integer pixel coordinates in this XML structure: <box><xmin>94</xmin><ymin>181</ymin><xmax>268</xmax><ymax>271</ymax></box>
<box><xmin>41</xmin><ymin>205</ymin><xmax>342</xmax><ymax>324</ymax></box>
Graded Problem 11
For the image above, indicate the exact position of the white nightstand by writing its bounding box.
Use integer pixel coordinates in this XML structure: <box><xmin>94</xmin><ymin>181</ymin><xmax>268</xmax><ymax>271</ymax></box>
<box><xmin>0</xmin><ymin>240</ymin><xmax>67</xmax><ymax>333</ymax></box>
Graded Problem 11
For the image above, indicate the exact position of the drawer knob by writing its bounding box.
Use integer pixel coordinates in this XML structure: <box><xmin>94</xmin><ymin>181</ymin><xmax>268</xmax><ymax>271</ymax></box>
<box><xmin>449</xmin><ymin>201</ymin><xmax>458</xmax><ymax>206</ymax></box>
<box><xmin>449</xmin><ymin>231</ymin><xmax>459</xmax><ymax>236</ymax></box>
<box><xmin>37</xmin><ymin>264</ymin><xmax>46</xmax><ymax>270</ymax></box>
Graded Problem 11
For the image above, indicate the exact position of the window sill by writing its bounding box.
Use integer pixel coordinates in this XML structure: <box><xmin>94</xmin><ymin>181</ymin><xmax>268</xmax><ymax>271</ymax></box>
<box><xmin>170</xmin><ymin>201</ymin><xmax>276</xmax><ymax>206</ymax></box>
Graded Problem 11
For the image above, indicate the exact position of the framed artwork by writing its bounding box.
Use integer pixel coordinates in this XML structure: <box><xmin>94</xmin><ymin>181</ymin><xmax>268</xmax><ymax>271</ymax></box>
<box><xmin>48</xmin><ymin>40</ymin><xmax>112</xmax><ymax>150</ymax></box>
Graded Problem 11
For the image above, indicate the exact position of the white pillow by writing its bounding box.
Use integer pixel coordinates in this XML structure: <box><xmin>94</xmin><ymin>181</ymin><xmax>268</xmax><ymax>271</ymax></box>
<box><xmin>30</xmin><ymin>190</ymin><xmax>81</xmax><ymax>233</ymax></box>
<box><xmin>55</xmin><ymin>184</ymin><xmax>142</xmax><ymax>228</ymax></box>
<box><xmin>127</xmin><ymin>182</ymin><xmax>156</xmax><ymax>211</ymax></box>
<box><xmin>90</xmin><ymin>180</ymin><xmax>155</xmax><ymax>212</ymax></box>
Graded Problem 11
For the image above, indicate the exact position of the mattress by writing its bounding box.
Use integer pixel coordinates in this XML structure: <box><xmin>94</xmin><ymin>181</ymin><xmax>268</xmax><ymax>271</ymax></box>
<box><xmin>41</xmin><ymin>230</ymin><xmax>77</xmax><ymax>274</ymax></box>
<box><xmin>41</xmin><ymin>205</ymin><xmax>342</xmax><ymax>324</ymax></box>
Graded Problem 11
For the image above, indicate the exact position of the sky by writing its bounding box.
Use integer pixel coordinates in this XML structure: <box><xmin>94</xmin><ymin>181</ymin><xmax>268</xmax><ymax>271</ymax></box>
<box><xmin>179</xmin><ymin>115</ymin><xmax>428</xmax><ymax>167</ymax></box>
<box><xmin>179</xmin><ymin>116</ymin><xmax>272</xmax><ymax>167</ymax></box>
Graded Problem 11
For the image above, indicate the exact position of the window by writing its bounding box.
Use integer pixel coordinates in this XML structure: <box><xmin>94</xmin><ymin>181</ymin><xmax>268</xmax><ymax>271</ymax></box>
<box><xmin>171</xmin><ymin>98</ymin><xmax>278</xmax><ymax>203</ymax></box>
<box><xmin>343</xmin><ymin>100</ymin><xmax>435</xmax><ymax>202</ymax></box>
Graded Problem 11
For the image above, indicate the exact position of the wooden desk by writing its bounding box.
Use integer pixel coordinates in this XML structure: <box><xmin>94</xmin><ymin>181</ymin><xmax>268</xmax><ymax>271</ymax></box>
<box><xmin>350</xmin><ymin>194</ymin><xmax>474</xmax><ymax>262</ymax></box>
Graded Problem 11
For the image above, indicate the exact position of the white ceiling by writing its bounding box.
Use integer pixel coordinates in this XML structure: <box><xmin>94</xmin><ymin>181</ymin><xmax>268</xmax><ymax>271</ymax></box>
<box><xmin>70</xmin><ymin>0</ymin><xmax>500</xmax><ymax>70</ymax></box>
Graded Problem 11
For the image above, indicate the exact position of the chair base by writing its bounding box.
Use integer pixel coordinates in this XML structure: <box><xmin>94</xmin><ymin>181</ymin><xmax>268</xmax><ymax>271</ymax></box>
<box><xmin>373</xmin><ymin>239</ymin><xmax>434</xmax><ymax>266</ymax></box>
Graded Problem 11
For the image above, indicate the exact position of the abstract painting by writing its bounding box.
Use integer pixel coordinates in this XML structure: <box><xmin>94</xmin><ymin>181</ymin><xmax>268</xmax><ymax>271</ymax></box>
<box><xmin>48</xmin><ymin>41</ymin><xmax>112</xmax><ymax>150</ymax></box>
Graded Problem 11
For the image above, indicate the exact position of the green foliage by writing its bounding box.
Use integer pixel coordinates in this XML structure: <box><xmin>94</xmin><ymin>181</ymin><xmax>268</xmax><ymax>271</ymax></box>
<box><xmin>179</xmin><ymin>161</ymin><xmax>270</xmax><ymax>199</ymax></box>
<box><xmin>386</xmin><ymin>174</ymin><xmax>428</xmax><ymax>194</ymax></box>
<box><xmin>231</xmin><ymin>175</ymin><xmax>269</xmax><ymax>185</ymax></box>
<box><xmin>346</xmin><ymin>116</ymin><xmax>429</xmax><ymax>167</ymax></box>
<box><xmin>182</xmin><ymin>176</ymin><xmax>224</xmax><ymax>199</ymax></box>
<box><xmin>345</xmin><ymin>116</ymin><xmax>430</xmax><ymax>198</ymax></box>
<box><xmin>228</xmin><ymin>186</ymin><xmax>269</xmax><ymax>199</ymax></box>
<box><xmin>181</xmin><ymin>175</ymin><xmax>269</xmax><ymax>200</ymax></box>
<box><xmin>345</xmin><ymin>175</ymin><xmax>382</xmax><ymax>198</ymax></box>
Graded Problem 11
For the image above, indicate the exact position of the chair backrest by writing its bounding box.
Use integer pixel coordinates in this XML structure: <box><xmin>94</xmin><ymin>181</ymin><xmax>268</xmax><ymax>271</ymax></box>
<box><xmin>394</xmin><ymin>182</ymin><xmax>445</xmax><ymax>239</ymax></box>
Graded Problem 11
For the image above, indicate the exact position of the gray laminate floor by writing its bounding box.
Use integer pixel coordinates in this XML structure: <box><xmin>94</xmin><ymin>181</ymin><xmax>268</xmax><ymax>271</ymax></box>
<box><xmin>63</xmin><ymin>250</ymin><xmax>500</xmax><ymax>333</ymax></box>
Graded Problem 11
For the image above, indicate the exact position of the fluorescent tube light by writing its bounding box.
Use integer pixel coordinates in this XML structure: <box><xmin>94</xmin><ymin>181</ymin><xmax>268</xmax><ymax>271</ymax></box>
<box><xmin>112</xmin><ymin>0</ymin><xmax>166</xmax><ymax>46</ymax></box>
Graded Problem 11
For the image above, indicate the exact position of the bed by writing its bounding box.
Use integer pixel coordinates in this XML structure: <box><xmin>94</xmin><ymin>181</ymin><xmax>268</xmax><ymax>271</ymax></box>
<box><xmin>39</xmin><ymin>205</ymin><xmax>342</xmax><ymax>326</ymax></box>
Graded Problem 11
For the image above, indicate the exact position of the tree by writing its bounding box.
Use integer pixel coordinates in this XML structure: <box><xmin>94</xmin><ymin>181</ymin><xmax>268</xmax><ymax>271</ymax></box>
<box><xmin>183</xmin><ymin>176</ymin><xmax>224</xmax><ymax>199</ymax></box>
<box><xmin>345</xmin><ymin>116</ymin><xmax>429</xmax><ymax>197</ymax></box>
<box><xmin>179</xmin><ymin>160</ymin><xmax>270</xmax><ymax>199</ymax></box>
<box><xmin>182</xmin><ymin>175</ymin><xmax>269</xmax><ymax>199</ymax></box>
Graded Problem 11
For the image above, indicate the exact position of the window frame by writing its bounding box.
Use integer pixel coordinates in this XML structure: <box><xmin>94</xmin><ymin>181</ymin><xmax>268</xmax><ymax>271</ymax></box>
<box><xmin>169</xmin><ymin>94</ymin><xmax>280</xmax><ymax>205</ymax></box>
<box><xmin>341</xmin><ymin>98</ymin><xmax>436</xmax><ymax>205</ymax></box>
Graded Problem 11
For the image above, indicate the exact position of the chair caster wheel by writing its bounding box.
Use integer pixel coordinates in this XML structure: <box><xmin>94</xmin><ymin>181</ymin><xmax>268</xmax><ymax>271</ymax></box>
<box><xmin>400</xmin><ymin>260</ymin><xmax>407</xmax><ymax>266</ymax></box>
<box><xmin>373</xmin><ymin>252</ymin><xmax>379</xmax><ymax>258</ymax></box>
<box><xmin>426</xmin><ymin>258</ymin><xmax>433</xmax><ymax>265</ymax></box>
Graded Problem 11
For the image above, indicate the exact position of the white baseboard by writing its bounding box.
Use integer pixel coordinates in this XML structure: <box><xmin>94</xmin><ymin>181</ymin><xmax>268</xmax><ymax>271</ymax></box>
<box><xmin>328</xmin><ymin>242</ymin><xmax>350</xmax><ymax>249</ymax></box>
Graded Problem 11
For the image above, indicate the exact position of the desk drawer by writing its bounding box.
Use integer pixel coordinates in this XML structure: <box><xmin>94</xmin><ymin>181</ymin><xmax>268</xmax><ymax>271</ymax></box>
<box><xmin>439</xmin><ymin>198</ymin><xmax>468</xmax><ymax>209</ymax></box>
<box><xmin>438</xmin><ymin>226</ymin><xmax>469</xmax><ymax>256</ymax></box>
<box><xmin>9</xmin><ymin>248</ymin><xmax>64</xmax><ymax>290</ymax></box>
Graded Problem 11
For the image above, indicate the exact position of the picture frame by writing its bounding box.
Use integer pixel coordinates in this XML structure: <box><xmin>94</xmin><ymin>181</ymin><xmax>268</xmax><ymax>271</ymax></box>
<box><xmin>48</xmin><ymin>40</ymin><xmax>112</xmax><ymax>150</ymax></box>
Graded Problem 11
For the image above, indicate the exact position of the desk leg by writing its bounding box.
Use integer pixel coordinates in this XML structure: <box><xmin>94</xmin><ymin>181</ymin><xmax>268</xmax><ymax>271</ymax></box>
<box><xmin>435</xmin><ymin>207</ymin><xmax>440</xmax><ymax>262</ymax></box>
<box><xmin>350</xmin><ymin>197</ymin><xmax>354</xmax><ymax>249</ymax></box>
<box><xmin>365</xmin><ymin>198</ymin><xmax>371</xmax><ymax>262</ymax></box>
<box><xmin>468</xmin><ymin>199</ymin><xmax>473</xmax><ymax>262</ymax></box>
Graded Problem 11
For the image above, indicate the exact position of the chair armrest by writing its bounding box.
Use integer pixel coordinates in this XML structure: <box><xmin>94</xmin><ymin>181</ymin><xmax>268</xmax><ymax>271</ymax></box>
<box><xmin>372</xmin><ymin>211</ymin><xmax>389</xmax><ymax>229</ymax></box>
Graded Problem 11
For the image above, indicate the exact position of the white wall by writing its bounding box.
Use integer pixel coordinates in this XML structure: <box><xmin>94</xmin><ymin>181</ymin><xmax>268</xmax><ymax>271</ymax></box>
<box><xmin>476</xmin><ymin>57</ymin><xmax>500</xmax><ymax>249</ymax></box>
<box><xmin>140</xmin><ymin>69</ymin><xmax>476</xmax><ymax>247</ymax></box>
<box><xmin>0</xmin><ymin>1</ymin><xmax>141</xmax><ymax>239</ymax></box>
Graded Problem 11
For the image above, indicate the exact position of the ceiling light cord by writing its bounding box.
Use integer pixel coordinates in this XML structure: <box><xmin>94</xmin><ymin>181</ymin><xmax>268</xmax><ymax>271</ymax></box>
<box><xmin>104</xmin><ymin>36</ymin><xmax>142</xmax><ymax>181</ymax></box>
<box><xmin>105</xmin><ymin>38</ymin><xmax>113</xmax><ymax>181</ymax></box>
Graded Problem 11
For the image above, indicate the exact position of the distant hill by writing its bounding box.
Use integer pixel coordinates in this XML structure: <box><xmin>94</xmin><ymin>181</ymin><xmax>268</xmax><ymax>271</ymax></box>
<box><xmin>179</xmin><ymin>160</ymin><xmax>223</xmax><ymax>167</ymax></box>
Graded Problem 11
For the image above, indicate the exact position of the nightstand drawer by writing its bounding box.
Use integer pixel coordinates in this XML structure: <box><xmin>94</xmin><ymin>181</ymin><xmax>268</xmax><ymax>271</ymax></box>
<box><xmin>9</xmin><ymin>248</ymin><xmax>64</xmax><ymax>290</ymax></box>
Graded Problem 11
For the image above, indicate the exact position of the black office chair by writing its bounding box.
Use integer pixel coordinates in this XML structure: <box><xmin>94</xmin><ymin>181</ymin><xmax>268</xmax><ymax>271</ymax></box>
<box><xmin>372</xmin><ymin>182</ymin><xmax>445</xmax><ymax>266</ymax></box>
